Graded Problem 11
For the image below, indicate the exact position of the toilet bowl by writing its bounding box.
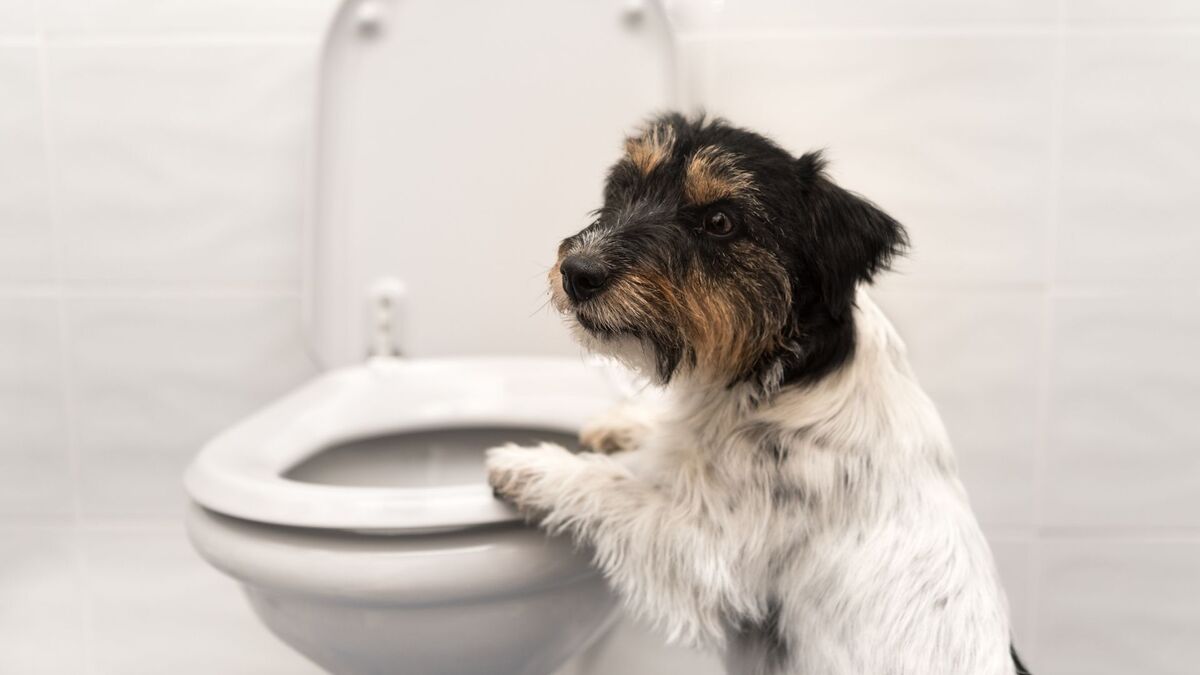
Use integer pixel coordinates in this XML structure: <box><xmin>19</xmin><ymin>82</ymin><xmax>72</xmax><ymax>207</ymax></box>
<box><xmin>186</xmin><ymin>357</ymin><xmax>622</xmax><ymax>675</ymax></box>
<box><xmin>184</xmin><ymin>0</ymin><xmax>676</xmax><ymax>672</ymax></box>
<box><xmin>188</xmin><ymin>508</ymin><xmax>614</xmax><ymax>675</ymax></box>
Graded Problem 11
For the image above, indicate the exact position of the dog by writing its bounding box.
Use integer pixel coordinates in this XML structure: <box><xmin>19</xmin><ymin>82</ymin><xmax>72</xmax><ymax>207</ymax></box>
<box><xmin>486</xmin><ymin>113</ymin><xmax>1029</xmax><ymax>675</ymax></box>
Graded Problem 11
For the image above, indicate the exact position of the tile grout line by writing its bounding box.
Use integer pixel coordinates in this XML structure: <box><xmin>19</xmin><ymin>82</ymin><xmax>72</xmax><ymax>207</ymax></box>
<box><xmin>8</xmin><ymin>280</ymin><xmax>1200</xmax><ymax>299</ymax></box>
<box><xmin>32</xmin><ymin>2</ymin><xmax>97</xmax><ymax>670</ymax></box>
<box><xmin>5</xmin><ymin>271</ymin><xmax>1196</xmax><ymax>300</ymax></box>
<box><xmin>0</xmin><ymin>285</ymin><xmax>305</xmax><ymax>299</ymax></box>
<box><xmin>34</xmin><ymin>0</ymin><xmax>75</xmax><ymax>522</ymax></box>
<box><xmin>40</xmin><ymin>34</ymin><xmax>321</xmax><ymax>48</ymax></box>
<box><xmin>683</xmin><ymin>24</ymin><xmax>1200</xmax><ymax>41</ymax></box>
<box><xmin>1026</xmin><ymin>0</ymin><xmax>1070</xmax><ymax>663</ymax></box>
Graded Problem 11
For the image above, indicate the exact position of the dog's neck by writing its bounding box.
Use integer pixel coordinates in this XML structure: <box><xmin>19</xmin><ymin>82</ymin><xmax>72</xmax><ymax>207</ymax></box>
<box><xmin>668</xmin><ymin>288</ymin><xmax>868</xmax><ymax>414</ymax></box>
<box><xmin>665</xmin><ymin>289</ymin><xmax>954</xmax><ymax>472</ymax></box>
<box><xmin>765</xmin><ymin>290</ymin><xmax>955</xmax><ymax>471</ymax></box>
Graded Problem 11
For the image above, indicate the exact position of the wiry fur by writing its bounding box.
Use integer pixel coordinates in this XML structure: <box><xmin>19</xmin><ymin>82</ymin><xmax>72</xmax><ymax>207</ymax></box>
<box><xmin>487</xmin><ymin>114</ymin><xmax>1024</xmax><ymax>675</ymax></box>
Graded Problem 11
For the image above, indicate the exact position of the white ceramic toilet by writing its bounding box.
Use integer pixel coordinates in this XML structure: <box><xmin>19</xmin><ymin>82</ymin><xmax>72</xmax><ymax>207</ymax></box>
<box><xmin>184</xmin><ymin>1</ymin><xmax>676</xmax><ymax>673</ymax></box>
<box><xmin>186</xmin><ymin>357</ymin><xmax>623</xmax><ymax>675</ymax></box>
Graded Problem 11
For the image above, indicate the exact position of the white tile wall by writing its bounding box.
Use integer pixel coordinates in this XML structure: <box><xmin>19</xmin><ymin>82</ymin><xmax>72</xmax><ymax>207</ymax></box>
<box><xmin>46</xmin><ymin>44</ymin><xmax>314</xmax><ymax>284</ymax></box>
<box><xmin>1038</xmin><ymin>538</ymin><xmax>1200</xmax><ymax>675</ymax></box>
<box><xmin>0</xmin><ymin>0</ymin><xmax>37</xmax><ymax>36</ymax></box>
<box><xmin>796</xmin><ymin>1</ymin><xmax>1056</xmax><ymax>28</ymax></box>
<box><xmin>0</xmin><ymin>1</ymin><xmax>335</xmax><ymax>673</ymax></box>
<box><xmin>83</xmin><ymin>524</ymin><xmax>322</xmax><ymax>674</ymax></box>
<box><xmin>1</xmin><ymin>0</ymin><xmax>1198</xmax><ymax>673</ymax></box>
<box><xmin>0</xmin><ymin>299</ymin><xmax>72</xmax><ymax>517</ymax></box>
<box><xmin>67</xmin><ymin>295</ymin><xmax>313</xmax><ymax>518</ymax></box>
<box><xmin>0</xmin><ymin>46</ymin><xmax>53</xmax><ymax>282</ymax></box>
<box><xmin>1044</xmin><ymin>292</ymin><xmax>1200</xmax><ymax>528</ymax></box>
<box><xmin>40</xmin><ymin>0</ymin><xmax>336</xmax><ymax>37</ymax></box>
<box><xmin>1063</xmin><ymin>0</ymin><xmax>1200</xmax><ymax>24</ymax></box>
<box><xmin>0</xmin><ymin>526</ymin><xmax>86</xmax><ymax>674</ymax></box>
<box><xmin>664</xmin><ymin>0</ymin><xmax>1056</xmax><ymax>33</ymax></box>
<box><xmin>1057</xmin><ymin>35</ymin><xmax>1200</xmax><ymax>282</ymax></box>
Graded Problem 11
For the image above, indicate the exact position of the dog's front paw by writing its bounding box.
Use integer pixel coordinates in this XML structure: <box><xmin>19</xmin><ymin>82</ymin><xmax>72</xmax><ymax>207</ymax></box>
<box><xmin>485</xmin><ymin>442</ymin><xmax>578</xmax><ymax>512</ymax></box>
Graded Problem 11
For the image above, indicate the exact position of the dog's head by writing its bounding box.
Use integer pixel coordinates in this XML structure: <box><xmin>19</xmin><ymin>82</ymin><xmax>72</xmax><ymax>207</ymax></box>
<box><xmin>552</xmin><ymin>113</ymin><xmax>906</xmax><ymax>387</ymax></box>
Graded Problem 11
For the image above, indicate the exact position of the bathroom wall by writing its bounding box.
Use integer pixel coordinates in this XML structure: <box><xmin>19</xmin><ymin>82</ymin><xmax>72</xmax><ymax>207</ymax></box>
<box><xmin>0</xmin><ymin>1</ymin><xmax>1197</xmax><ymax>674</ymax></box>
<box><xmin>0</xmin><ymin>1</ymin><xmax>333</xmax><ymax>672</ymax></box>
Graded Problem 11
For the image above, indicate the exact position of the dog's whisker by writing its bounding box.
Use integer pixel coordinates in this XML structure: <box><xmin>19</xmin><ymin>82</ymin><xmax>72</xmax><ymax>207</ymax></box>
<box><xmin>528</xmin><ymin>296</ymin><xmax>552</xmax><ymax>318</ymax></box>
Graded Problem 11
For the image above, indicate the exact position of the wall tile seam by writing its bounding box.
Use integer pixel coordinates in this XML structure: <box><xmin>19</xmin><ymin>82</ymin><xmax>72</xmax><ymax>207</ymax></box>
<box><xmin>32</xmin><ymin>1</ymin><xmax>97</xmax><ymax>668</ymax></box>
<box><xmin>13</xmin><ymin>283</ymin><xmax>1189</xmax><ymax>298</ymax></box>
<box><xmin>677</xmin><ymin>26</ymin><xmax>1200</xmax><ymax>41</ymax></box>
<box><xmin>39</xmin><ymin>35</ymin><xmax>322</xmax><ymax>48</ymax></box>
<box><xmin>0</xmin><ymin>285</ymin><xmax>305</xmax><ymax>299</ymax></box>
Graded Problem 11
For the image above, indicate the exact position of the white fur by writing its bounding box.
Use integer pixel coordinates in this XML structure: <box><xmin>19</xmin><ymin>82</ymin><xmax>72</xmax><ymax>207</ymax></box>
<box><xmin>577</xmin><ymin>390</ymin><xmax>664</xmax><ymax>453</ymax></box>
<box><xmin>486</xmin><ymin>291</ymin><xmax>1013</xmax><ymax>675</ymax></box>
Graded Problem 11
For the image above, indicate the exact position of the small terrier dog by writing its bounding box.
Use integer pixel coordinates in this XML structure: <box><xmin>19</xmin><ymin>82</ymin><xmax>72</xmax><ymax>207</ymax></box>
<box><xmin>486</xmin><ymin>114</ymin><xmax>1029</xmax><ymax>675</ymax></box>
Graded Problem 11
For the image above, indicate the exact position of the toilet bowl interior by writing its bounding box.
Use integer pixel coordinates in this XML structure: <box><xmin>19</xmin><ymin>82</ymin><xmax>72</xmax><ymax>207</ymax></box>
<box><xmin>284</xmin><ymin>426</ymin><xmax>579</xmax><ymax>488</ymax></box>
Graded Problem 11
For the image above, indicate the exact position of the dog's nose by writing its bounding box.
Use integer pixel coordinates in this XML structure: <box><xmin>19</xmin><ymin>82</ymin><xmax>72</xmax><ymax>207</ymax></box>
<box><xmin>560</xmin><ymin>255</ymin><xmax>610</xmax><ymax>302</ymax></box>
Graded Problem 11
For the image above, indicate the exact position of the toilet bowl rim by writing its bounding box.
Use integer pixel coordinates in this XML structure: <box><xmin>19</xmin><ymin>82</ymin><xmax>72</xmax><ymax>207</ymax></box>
<box><xmin>185</xmin><ymin>355</ymin><xmax>627</xmax><ymax>531</ymax></box>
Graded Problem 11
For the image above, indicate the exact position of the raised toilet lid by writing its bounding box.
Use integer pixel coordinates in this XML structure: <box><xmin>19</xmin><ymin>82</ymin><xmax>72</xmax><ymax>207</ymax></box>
<box><xmin>185</xmin><ymin>357</ymin><xmax>623</xmax><ymax>531</ymax></box>
<box><xmin>308</xmin><ymin>0</ymin><xmax>675</xmax><ymax>368</ymax></box>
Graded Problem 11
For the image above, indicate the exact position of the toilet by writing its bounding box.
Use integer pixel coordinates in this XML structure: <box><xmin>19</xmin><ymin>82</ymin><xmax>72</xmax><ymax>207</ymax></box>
<box><xmin>184</xmin><ymin>1</ymin><xmax>676</xmax><ymax>674</ymax></box>
<box><xmin>186</xmin><ymin>357</ymin><xmax>624</xmax><ymax>675</ymax></box>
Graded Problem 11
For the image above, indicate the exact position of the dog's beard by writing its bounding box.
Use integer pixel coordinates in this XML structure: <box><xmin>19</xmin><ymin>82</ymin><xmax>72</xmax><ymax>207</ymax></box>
<box><xmin>562</xmin><ymin>309</ymin><xmax>664</xmax><ymax>382</ymax></box>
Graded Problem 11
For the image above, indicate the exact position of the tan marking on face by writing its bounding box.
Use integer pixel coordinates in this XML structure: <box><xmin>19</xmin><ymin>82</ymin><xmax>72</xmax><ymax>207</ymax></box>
<box><xmin>679</xmin><ymin>247</ymin><xmax>790</xmax><ymax>380</ymax></box>
<box><xmin>624</xmin><ymin>123</ymin><xmax>676</xmax><ymax>176</ymax></box>
<box><xmin>684</xmin><ymin>146</ymin><xmax>755</xmax><ymax>205</ymax></box>
<box><xmin>558</xmin><ymin>244</ymin><xmax>790</xmax><ymax>382</ymax></box>
<box><xmin>683</xmin><ymin>280</ymin><xmax>759</xmax><ymax>378</ymax></box>
<box><xmin>591</xmin><ymin>270</ymin><xmax>675</xmax><ymax>331</ymax></box>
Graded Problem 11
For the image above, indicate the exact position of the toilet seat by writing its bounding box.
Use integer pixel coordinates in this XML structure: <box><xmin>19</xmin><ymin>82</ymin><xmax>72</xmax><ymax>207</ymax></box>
<box><xmin>185</xmin><ymin>357</ymin><xmax>621</xmax><ymax>532</ymax></box>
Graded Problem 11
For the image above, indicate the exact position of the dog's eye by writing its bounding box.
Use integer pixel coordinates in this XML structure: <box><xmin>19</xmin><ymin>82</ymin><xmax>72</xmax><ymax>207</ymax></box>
<box><xmin>702</xmin><ymin>208</ymin><xmax>737</xmax><ymax>239</ymax></box>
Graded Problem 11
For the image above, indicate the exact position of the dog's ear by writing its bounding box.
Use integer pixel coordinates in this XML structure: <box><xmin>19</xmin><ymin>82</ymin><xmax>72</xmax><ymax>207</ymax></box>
<box><xmin>798</xmin><ymin>153</ymin><xmax>907</xmax><ymax>319</ymax></box>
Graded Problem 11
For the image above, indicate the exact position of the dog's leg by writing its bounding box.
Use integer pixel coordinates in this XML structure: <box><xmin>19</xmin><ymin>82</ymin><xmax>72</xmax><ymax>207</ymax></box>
<box><xmin>486</xmin><ymin>442</ymin><xmax>760</xmax><ymax>646</ymax></box>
